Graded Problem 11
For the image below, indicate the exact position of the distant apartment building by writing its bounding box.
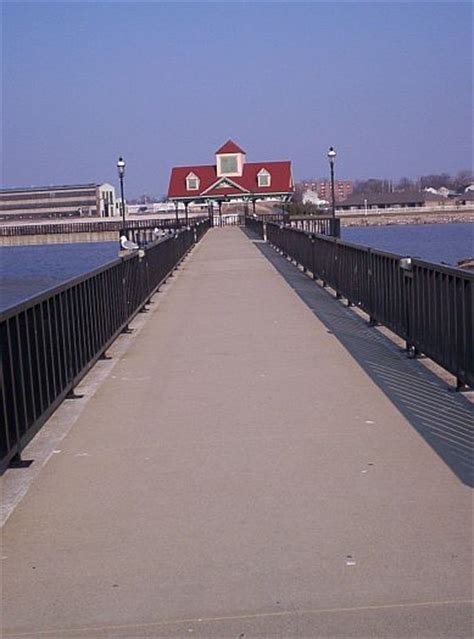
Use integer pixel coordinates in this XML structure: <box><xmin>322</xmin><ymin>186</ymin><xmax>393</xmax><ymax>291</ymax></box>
<box><xmin>299</xmin><ymin>179</ymin><xmax>353</xmax><ymax>202</ymax></box>
<box><xmin>0</xmin><ymin>183</ymin><xmax>118</xmax><ymax>221</ymax></box>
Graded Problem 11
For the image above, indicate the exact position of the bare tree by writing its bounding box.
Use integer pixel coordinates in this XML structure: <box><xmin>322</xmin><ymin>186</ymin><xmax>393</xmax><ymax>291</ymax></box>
<box><xmin>396</xmin><ymin>177</ymin><xmax>414</xmax><ymax>191</ymax></box>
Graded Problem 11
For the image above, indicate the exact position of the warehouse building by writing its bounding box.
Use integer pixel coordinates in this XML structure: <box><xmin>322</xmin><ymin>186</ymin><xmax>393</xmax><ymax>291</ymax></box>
<box><xmin>335</xmin><ymin>191</ymin><xmax>447</xmax><ymax>212</ymax></box>
<box><xmin>0</xmin><ymin>183</ymin><xmax>118</xmax><ymax>221</ymax></box>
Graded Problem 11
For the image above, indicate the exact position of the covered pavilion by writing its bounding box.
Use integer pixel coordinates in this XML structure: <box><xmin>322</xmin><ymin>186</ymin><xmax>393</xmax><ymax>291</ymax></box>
<box><xmin>167</xmin><ymin>140</ymin><xmax>294</xmax><ymax>225</ymax></box>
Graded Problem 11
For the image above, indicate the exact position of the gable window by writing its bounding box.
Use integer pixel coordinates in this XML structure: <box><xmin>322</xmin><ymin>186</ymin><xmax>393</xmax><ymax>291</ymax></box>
<box><xmin>257</xmin><ymin>169</ymin><xmax>271</xmax><ymax>188</ymax></box>
<box><xmin>186</xmin><ymin>172</ymin><xmax>200</xmax><ymax>191</ymax></box>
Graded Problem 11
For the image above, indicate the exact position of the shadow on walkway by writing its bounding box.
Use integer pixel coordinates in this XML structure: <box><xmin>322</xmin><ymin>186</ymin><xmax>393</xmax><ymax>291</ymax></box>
<box><xmin>244</xmin><ymin>229</ymin><xmax>473</xmax><ymax>488</ymax></box>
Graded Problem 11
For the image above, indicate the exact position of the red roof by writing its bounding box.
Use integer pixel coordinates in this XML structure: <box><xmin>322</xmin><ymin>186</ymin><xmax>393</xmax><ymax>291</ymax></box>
<box><xmin>215</xmin><ymin>140</ymin><xmax>246</xmax><ymax>154</ymax></box>
<box><xmin>168</xmin><ymin>161</ymin><xmax>293</xmax><ymax>199</ymax></box>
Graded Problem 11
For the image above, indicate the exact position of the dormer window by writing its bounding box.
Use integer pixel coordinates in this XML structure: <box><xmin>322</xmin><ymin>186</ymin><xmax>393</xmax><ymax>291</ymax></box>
<box><xmin>215</xmin><ymin>140</ymin><xmax>246</xmax><ymax>177</ymax></box>
<box><xmin>219</xmin><ymin>155</ymin><xmax>238</xmax><ymax>174</ymax></box>
<box><xmin>257</xmin><ymin>168</ymin><xmax>271</xmax><ymax>188</ymax></box>
<box><xmin>186</xmin><ymin>172</ymin><xmax>200</xmax><ymax>191</ymax></box>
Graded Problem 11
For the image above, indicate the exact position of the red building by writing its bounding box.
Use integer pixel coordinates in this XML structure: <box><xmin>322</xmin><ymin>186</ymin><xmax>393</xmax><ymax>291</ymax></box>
<box><xmin>168</xmin><ymin>140</ymin><xmax>294</xmax><ymax>221</ymax></box>
<box><xmin>301</xmin><ymin>179</ymin><xmax>353</xmax><ymax>202</ymax></box>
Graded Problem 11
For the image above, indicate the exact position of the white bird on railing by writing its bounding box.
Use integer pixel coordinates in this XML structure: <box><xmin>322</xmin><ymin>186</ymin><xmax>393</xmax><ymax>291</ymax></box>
<box><xmin>120</xmin><ymin>235</ymin><xmax>139</xmax><ymax>250</ymax></box>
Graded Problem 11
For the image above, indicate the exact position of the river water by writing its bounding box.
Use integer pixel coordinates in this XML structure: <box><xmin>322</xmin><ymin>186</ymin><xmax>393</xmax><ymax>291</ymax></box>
<box><xmin>342</xmin><ymin>222</ymin><xmax>473</xmax><ymax>265</ymax></box>
<box><xmin>0</xmin><ymin>241</ymin><xmax>119</xmax><ymax>312</ymax></box>
<box><xmin>0</xmin><ymin>223</ymin><xmax>472</xmax><ymax>312</ymax></box>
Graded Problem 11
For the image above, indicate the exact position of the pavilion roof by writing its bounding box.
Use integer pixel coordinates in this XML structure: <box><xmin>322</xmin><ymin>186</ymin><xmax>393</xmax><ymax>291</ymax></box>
<box><xmin>168</xmin><ymin>161</ymin><xmax>293</xmax><ymax>199</ymax></box>
<box><xmin>215</xmin><ymin>140</ymin><xmax>246</xmax><ymax>154</ymax></box>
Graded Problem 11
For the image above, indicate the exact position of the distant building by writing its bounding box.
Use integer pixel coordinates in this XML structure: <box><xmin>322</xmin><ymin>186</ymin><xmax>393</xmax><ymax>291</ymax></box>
<box><xmin>456</xmin><ymin>191</ymin><xmax>474</xmax><ymax>206</ymax></box>
<box><xmin>0</xmin><ymin>183</ymin><xmax>118</xmax><ymax>221</ymax></box>
<box><xmin>423</xmin><ymin>186</ymin><xmax>453</xmax><ymax>198</ymax></box>
<box><xmin>302</xmin><ymin>190</ymin><xmax>328</xmax><ymax>207</ymax></box>
<box><xmin>335</xmin><ymin>191</ymin><xmax>447</xmax><ymax>211</ymax></box>
<box><xmin>299</xmin><ymin>179</ymin><xmax>353</xmax><ymax>202</ymax></box>
<box><xmin>167</xmin><ymin>140</ymin><xmax>294</xmax><ymax>216</ymax></box>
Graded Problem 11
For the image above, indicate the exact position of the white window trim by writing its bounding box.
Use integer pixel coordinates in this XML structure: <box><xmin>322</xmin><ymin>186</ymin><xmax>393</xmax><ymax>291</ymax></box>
<box><xmin>185</xmin><ymin>172</ymin><xmax>200</xmax><ymax>191</ymax></box>
<box><xmin>216</xmin><ymin>153</ymin><xmax>244</xmax><ymax>177</ymax></box>
<box><xmin>257</xmin><ymin>168</ymin><xmax>271</xmax><ymax>188</ymax></box>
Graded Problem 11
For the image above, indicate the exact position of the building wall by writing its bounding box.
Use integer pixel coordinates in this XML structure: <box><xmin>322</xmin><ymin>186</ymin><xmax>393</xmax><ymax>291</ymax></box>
<box><xmin>300</xmin><ymin>180</ymin><xmax>353</xmax><ymax>202</ymax></box>
<box><xmin>336</xmin><ymin>198</ymin><xmax>446</xmax><ymax>211</ymax></box>
<box><xmin>0</xmin><ymin>184</ymin><xmax>117</xmax><ymax>221</ymax></box>
<box><xmin>97</xmin><ymin>183</ymin><xmax>116</xmax><ymax>218</ymax></box>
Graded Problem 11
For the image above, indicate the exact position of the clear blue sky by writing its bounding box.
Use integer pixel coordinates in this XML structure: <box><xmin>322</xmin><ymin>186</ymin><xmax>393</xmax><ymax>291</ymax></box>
<box><xmin>2</xmin><ymin>1</ymin><xmax>472</xmax><ymax>197</ymax></box>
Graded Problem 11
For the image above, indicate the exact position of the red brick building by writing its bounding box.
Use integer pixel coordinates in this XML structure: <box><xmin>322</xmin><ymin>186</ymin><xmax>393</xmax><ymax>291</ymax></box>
<box><xmin>301</xmin><ymin>179</ymin><xmax>353</xmax><ymax>202</ymax></box>
<box><xmin>168</xmin><ymin>140</ymin><xmax>294</xmax><ymax>221</ymax></box>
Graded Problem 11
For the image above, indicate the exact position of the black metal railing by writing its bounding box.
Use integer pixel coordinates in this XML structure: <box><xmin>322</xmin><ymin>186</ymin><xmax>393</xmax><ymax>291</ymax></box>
<box><xmin>266</xmin><ymin>222</ymin><xmax>473</xmax><ymax>389</ymax></box>
<box><xmin>244</xmin><ymin>216</ymin><xmax>265</xmax><ymax>237</ymax></box>
<box><xmin>289</xmin><ymin>216</ymin><xmax>340</xmax><ymax>236</ymax></box>
<box><xmin>245</xmin><ymin>215</ymin><xmax>340</xmax><ymax>238</ymax></box>
<box><xmin>0</xmin><ymin>216</ymin><xmax>208</xmax><ymax>237</ymax></box>
<box><xmin>0</xmin><ymin>220</ymin><xmax>210</xmax><ymax>474</ymax></box>
<box><xmin>120</xmin><ymin>218</ymin><xmax>211</xmax><ymax>247</ymax></box>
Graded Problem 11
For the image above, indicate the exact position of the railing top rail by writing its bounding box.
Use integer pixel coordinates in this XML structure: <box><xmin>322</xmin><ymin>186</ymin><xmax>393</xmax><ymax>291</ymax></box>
<box><xmin>0</xmin><ymin>215</ymin><xmax>210</xmax><ymax>236</ymax></box>
<box><xmin>409</xmin><ymin>257</ymin><xmax>474</xmax><ymax>277</ymax></box>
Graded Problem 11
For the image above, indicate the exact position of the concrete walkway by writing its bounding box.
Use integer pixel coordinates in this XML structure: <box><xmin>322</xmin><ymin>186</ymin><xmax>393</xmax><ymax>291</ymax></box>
<box><xmin>1</xmin><ymin>228</ymin><xmax>472</xmax><ymax>638</ymax></box>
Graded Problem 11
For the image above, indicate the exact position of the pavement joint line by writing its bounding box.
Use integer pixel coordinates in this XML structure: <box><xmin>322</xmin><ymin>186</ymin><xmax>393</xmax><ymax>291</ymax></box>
<box><xmin>5</xmin><ymin>599</ymin><xmax>473</xmax><ymax>637</ymax></box>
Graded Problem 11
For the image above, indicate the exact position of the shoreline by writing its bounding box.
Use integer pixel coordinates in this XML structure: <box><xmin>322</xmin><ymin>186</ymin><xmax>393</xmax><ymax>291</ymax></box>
<box><xmin>339</xmin><ymin>210</ymin><xmax>474</xmax><ymax>227</ymax></box>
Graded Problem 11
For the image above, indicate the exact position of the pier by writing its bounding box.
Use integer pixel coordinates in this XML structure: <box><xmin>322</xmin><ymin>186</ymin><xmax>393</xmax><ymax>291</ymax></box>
<box><xmin>1</xmin><ymin>226</ymin><xmax>473</xmax><ymax>638</ymax></box>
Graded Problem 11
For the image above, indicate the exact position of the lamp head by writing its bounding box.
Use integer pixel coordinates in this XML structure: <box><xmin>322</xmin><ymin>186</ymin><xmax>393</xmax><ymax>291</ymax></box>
<box><xmin>327</xmin><ymin>147</ymin><xmax>336</xmax><ymax>163</ymax></box>
<box><xmin>117</xmin><ymin>157</ymin><xmax>126</xmax><ymax>177</ymax></box>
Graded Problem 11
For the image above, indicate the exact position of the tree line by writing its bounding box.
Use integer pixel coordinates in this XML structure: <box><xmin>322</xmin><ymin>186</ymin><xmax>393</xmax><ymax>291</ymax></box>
<box><xmin>351</xmin><ymin>170</ymin><xmax>472</xmax><ymax>195</ymax></box>
<box><xmin>294</xmin><ymin>170</ymin><xmax>472</xmax><ymax>199</ymax></box>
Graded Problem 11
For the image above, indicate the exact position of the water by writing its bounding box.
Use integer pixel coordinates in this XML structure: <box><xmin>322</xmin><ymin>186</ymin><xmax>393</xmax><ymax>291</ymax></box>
<box><xmin>0</xmin><ymin>241</ymin><xmax>118</xmax><ymax>312</ymax></box>
<box><xmin>0</xmin><ymin>223</ymin><xmax>472</xmax><ymax>312</ymax></box>
<box><xmin>342</xmin><ymin>222</ymin><xmax>473</xmax><ymax>266</ymax></box>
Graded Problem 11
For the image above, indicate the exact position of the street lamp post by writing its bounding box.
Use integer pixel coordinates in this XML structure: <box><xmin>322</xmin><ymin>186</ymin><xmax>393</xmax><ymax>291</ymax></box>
<box><xmin>327</xmin><ymin>146</ymin><xmax>338</xmax><ymax>236</ymax></box>
<box><xmin>327</xmin><ymin>146</ymin><xmax>336</xmax><ymax>220</ymax></box>
<box><xmin>117</xmin><ymin>156</ymin><xmax>126</xmax><ymax>229</ymax></box>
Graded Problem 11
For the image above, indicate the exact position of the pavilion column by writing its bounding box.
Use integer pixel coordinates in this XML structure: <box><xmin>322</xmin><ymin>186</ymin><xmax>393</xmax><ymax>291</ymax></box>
<box><xmin>252</xmin><ymin>199</ymin><xmax>256</xmax><ymax>215</ymax></box>
<box><xmin>282</xmin><ymin>196</ymin><xmax>290</xmax><ymax>225</ymax></box>
<box><xmin>207</xmin><ymin>200</ymin><xmax>213</xmax><ymax>227</ymax></box>
<box><xmin>175</xmin><ymin>202</ymin><xmax>179</xmax><ymax>227</ymax></box>
<box><xmin>184</xmin><ymin>202</ymin><xmax>189</xmax><ymax>227</ymax></box>
<box><xmin>218</xmin><ymin>201</ymin><xmax>222</xmax><ymax>227</ymax></box>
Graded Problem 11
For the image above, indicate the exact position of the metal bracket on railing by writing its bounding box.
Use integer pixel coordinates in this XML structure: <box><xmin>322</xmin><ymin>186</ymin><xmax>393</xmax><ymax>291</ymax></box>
<box><xmin>406</xmin><ymin>343</ymin><xmax>420</xmax><ymax>359</ymax></box>
<box><xmin>399</xmin><ymin>257</ymin><xmax>412</xmax><ymax>270</ymax></box>
<box><xmin>455</xmin><ymin>379</ymin><xmax>469</xmax><ymax>392</ymax></box>
<box><xmin>399</xmin><ymin>257</ymin><xmax>414</xmax><ymax>278</ymax></box>
<box><xmin>9</xmin><ymin>454</ymin><xmax>34</xmax><ymax>469</ymax></box>
<box><xmin>66</xmin><ymin>390</ymin><xmax>84</xmax><ymax>399</ymax></box>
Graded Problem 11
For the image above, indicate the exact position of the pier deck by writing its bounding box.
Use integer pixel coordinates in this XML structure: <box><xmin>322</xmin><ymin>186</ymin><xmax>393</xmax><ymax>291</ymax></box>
<box><xmin>1</xmin><ymin>227</ymin><xmax>472</xmax><ymax>638</ymax></box>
